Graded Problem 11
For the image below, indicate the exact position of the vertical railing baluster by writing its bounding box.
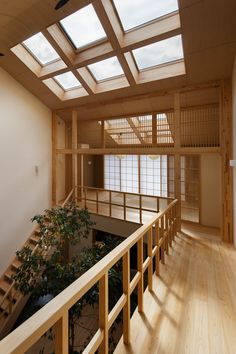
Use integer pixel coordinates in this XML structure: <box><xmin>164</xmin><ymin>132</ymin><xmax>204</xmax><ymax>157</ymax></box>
<box><xmin>99</xmin><ymin>273</ymin><xmax>108</xmax><ymax>354</ymax></box>
<box><xmin>161</xmin><ymin>217</ymin><xmax>165</xmax><ymax>264</ymax></box>
<box><xmin>165</xmin><ymin>213</ymin><xmax>169</xmax><ymax>256</ymax></box>
<box><xmin>139</xmin><ymin>195</ymin><xmax>142</xmax><ymax>224</ymax></box>
<box><xmin>123</xmin><ymin>251</ymin><xmax>130</xmax><ymax>344</ymax></box>
<box><xmin>124</xmin><ymin>193</ymin><xmax>126</xmax><ymax>221</ymax></box>
<box><xmin>137</xmin><ymin>237</ymin><xmax>144</xmax><ymax>312</ymax></box>
<box><xmin>54</xmin><ymin>312</ymin><xmax>69</xmax><ymax>354</ymax></box>
<box><xmin>155</xmin><ymin>221</ymin><xmax>160</xmax><ymax>276</ymax></box>
<box><xmin>109</xmin><ymin>191</ymin><xmax>112</xmax><ymax>217</ymax></box>
<box><xmin>147</xmin><ymin>228</ymin><xmax>153</xmax><ymax>291</ymax></box>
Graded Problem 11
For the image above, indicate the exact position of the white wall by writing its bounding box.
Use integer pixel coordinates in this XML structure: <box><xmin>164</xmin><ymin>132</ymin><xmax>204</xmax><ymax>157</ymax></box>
<box><xmin>200</xmin><ymin>154</ymin><xmax>221</xmax><ymax>228</ymax></box>
<box><xmin>232</xmin><ymin>57</ymin><xmax>236</xmax><ymax>246</ymax></box>
<box><xmin>0</xmin><ymin>67</ymin><xmax>52</xmax><ymax>273</ymax></box>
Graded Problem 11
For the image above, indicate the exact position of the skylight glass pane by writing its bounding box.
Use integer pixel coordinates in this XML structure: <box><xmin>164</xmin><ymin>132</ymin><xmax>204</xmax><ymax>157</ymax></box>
<box><xmin>54</xmin><ymin>72</ymin><xmax>81</xmax><ymax>90</ymax></box>
<box><xmin>88</xmin><ymin>57</ymin><xmax>124</xmax><ymax>81</ymax></box>
<box><xmin>23</xmin><ymin>32</ymin><xmax>60</xmax><ymax>65</ymax></box>
<box><xmin>133</xmin><ymin>35</ymin><xmax>184</xmax><ymax>70</ymax></box>
<box><xmin>60</xmin><ymin>4</ymin><xmax>106</xmax><ymax>49</ymax></box>
<box><xmin>113</xmin><ymin>0</ymin><xmax>178</xmax><ymax>31</ymax></box>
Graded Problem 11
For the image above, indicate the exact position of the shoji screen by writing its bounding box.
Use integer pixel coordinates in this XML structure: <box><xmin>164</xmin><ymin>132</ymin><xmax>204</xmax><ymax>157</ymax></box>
<box><xmin>140</xmin><ymin>155</ymin><xmax>168</xmax><ymax>197</ymax></box>
<box><xmin>104</xmin><ymin>155</ymin><xmax>120</xmax><ymax>191</ymax></box>
<box><xmin>120</xmin><ymin>155</ymin><xmax>139</xmax><ymax>193</ymax></box>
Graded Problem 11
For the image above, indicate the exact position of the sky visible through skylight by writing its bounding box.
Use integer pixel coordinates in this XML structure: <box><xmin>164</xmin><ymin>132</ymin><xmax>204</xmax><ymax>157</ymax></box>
<box><xmin>54</xmin><ymin>71</ymin><xmax>81</xmax><ymax>90</ymax></box>
<box><xmin>113</xmin><ymin>0</ymin><xmax>179</xmax><ymax>31</ymax></box>
<box><xmin>23</xmin><ymin>32</ymin><xmax>60</xmax><ymax>65</ymax></box>
<box><xmin>88</xmin><ymin>57</ymin><xmax>124</xmax><ymax>82</ymax></box>
<box><xmin>60</xmin><ymin>4</ymin><xmax>106</xmax><ymax>49</ymax></box>
<box><xmin>133</xmin><ymin>35</ymin><xmax>184</xmax><ymax>70</ymax></box>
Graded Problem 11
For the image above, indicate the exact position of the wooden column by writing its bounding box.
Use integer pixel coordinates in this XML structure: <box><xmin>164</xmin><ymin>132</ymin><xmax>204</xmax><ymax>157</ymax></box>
<box><xmin>174</xmin><ymin>92</ymin><xmax>181</xmax><ymax>232</ymax></box>
<box><xmin>101</xmin><ymin>120</ymin><xmax>105</xmax><ymax>148</ymax></box>
<box><xmin>220</xmin><ymin>79</ymin><xmax>233</xmax><ymax>242</ymax></box>
<box><xmin>72</xmin><ymin>111</ymin><xmax>78</xmax><ymax>201</ymax></box>
<box><xmin>152</xmin><ymin>114</ymin><xmax>157</xmax><ymax>145</ymax></box>
<box><xmin>52</xmin><ymin>112</ymin><xmax>58</xmax><ymax>205</ymax></box>
<box><xmin>137</xmin><ymin>237</ymin><xmax>144</xmax><ymax>312</ymax></box>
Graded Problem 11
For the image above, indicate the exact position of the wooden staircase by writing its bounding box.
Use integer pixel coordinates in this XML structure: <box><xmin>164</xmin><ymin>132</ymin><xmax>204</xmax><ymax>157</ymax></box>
<box><xmin>0</xmin><ymin>231</ymin><xmax>42</xmax><ymax>339</ymax></box>
<box><xmin>0</xmin><ymin>189</ymin><xmax>74</xmax><ymax>340</ymax></box>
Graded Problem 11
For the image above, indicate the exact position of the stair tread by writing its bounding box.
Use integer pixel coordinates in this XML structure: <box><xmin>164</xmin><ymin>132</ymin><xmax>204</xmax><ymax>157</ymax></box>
<box><xmin>4</xmin><ymin>270</ymin><xmax>16</xmax><ymax>281</ymax></box>
<box><xmin>29</xmin><ymin>235</ymin><xmax>40</xmax><ymax>243</ymax></box>
<box><xmin>12</xmin><ymin>259</ymin><xmax>22</xmax><ymax>269</ymax></box>
<box><xmin>0</xmin><ymin>280</ymin><xmax>13</xmax><ymax>294</ymax></box>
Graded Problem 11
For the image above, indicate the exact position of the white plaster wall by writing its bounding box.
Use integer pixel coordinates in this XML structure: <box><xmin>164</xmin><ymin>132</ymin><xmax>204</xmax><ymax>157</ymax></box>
<box><xmin>232</xmin><ymin>57</ymin><xmax>236</xmax><ymax>246</ymax></box>
<box><xmin>200</xmin><ymin>154</ymin><xmax>221</xmax><ymax>228</ymax></box>
<box><xmin>0</xmin><ymin>67</ymin><xmax>52</xmax><ymax>273</ymax></box>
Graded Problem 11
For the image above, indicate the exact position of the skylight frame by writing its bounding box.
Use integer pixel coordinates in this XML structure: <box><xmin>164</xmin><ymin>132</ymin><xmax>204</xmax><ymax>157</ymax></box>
<box><xmin>22</xmin><ymin>32</ymin><xmax>60</xmax><ymax>67</ymax></box>
<box><xmin>53</xmin><ymin>71</ymin><xmax>82</xmax><ymax>91</ymax></box>
<box><xmin>87</xmin><ymin>56</ymin><xmax>125</xmax><ymax>83</ymax></box>
<box><xmin>112</xmin><ymin>0</ymin><xmax>179</xmax><ymax>33</ymax></box>
<box><xmin>132</xmin><ymin>35</ymin><xmax>184</xmax><ymax>72</ymax></box>
<box><xmin>59</xmin><ymin>4</ymin><xmax>107</xmax><ymax>51</ymax></box>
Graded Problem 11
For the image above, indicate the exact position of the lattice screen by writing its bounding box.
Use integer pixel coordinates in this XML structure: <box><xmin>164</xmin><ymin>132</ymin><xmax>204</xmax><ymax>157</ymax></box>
<box><xmin>156</xmin><ymin>112</ymin><xmax>174</xmax><ymax>145</ymax></box>
<box><xmin>180</xmin><ymin>105</ymin><xmax>219</xmax><ymax>147</ymax></box>
<box><xmin>104</xmin><ymin>114</ymin><xmax>174</xmax><ymax>147</ymax></box>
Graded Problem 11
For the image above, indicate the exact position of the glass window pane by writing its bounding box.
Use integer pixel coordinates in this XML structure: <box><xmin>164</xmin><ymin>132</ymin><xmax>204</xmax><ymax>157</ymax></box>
<box><xmin>132</xmin><ymin>35</ymin><xmax>184</xmax><ymax>70</ymax></box>
<box><xmin>54</xmin><ymin>71</ymin><xmax>81</xmax><ymax>90</ymax></box>
<box><xmin>88</xmin><ymin>56</ymin><xmax>124</xmax><ymax>81</ymax></box>
<box><xmin>60</xmin><ymin>4</ymin><xmax>106</xmax><ymax>49</ymax></box>
<box><xmin>23</xmin><ymin>32</ymin><xmax>60</xmax><ymax>65</ymax></box>
<box><xmin>113</xmin><ymin>0</ymin><xmax>178</xmax><ymax>31</ymax></box>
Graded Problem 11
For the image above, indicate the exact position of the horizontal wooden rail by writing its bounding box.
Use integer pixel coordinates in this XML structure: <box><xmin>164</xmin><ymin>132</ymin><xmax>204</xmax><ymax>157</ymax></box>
<box><xmin>0</xmin><ymin>195</ymin><xmax>179</xmax><ymax>354</ymax></box>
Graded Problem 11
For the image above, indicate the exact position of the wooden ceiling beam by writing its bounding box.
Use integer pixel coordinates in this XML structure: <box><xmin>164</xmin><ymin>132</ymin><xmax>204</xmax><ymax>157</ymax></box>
<box><xmin>93</xmin><ymin>0</ymin><xmax>123</xmax><ymax>49</ymax></box>
<box><xmin>127</xmin><ymin>118</ymin><xmax>145</xmax><ymax>144</ymax></box>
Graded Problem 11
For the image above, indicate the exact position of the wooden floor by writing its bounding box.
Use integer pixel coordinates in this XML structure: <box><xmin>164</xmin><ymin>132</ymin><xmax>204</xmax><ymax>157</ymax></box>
<box><xmin>114</xmin><ymin>223</ymin><xmax>236</xmax><ymax>354</ymax></box>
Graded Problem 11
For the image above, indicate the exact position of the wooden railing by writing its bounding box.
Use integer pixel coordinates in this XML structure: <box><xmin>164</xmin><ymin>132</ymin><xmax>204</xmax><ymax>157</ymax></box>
<box><xmin>76</xmin><ymin>185</ymin><xmax>173</xmax><ymax>224</ymax></box>
<box><xmin>0</xmin><ymin>195</ymin><xmax>179</xmax><ymax>354</ymax></box>
<box><xmin>0</xmin><ymin>189</ymin><xmax>75</xmax><ymax>329</ymax></box>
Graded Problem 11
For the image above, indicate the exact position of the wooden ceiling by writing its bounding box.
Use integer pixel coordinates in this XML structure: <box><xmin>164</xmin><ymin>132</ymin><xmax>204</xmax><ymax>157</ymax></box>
<box><xmin>0</xmin><ymin>0</ymin><xmax>236</xmax><ymax>120</ymax></box>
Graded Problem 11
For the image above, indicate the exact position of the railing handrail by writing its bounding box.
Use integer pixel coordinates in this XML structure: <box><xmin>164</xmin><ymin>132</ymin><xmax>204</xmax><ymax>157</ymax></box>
<box><xmin>0</xmin><ymin>197</ymin><xmax>178</xmax><ymax>353</ymax></box>
<box><xmin>76</xmin><ymin>185</ymin><xmax>174</xmax><ymax>201</ymax></box>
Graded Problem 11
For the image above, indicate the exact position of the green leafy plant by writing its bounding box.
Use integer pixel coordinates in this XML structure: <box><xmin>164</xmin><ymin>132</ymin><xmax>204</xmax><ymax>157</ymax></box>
<box><xmin>13</xmin><ymin>203</ymin><xmax>123</xmax><ymax>353</ymax></box>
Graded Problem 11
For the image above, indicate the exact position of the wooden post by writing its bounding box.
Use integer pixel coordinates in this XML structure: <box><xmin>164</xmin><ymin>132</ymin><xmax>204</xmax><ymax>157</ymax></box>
<box><xmin>174</xmin><ymin>92</ymin><xmax>181</xmax><ymax>232</ymax></box>
<box><xmin>72</xmin><ymin>110</ymin><xmax>78</xmax><ymax>201</ymax></box>
<box><xmin>155</xmin><ymin>221</ymin><xmax>160</xmax><ymax>276</ymax></box>
<box><xmin>96</xmin><ymin>190</ymin><xmax>99</xmax><ymax>214</ymax></box>
<box><xmin>109</xmin><ymin>191</ymin><xmax>112</xmax><ymax>217</ymax></box>
<box><xmin>101</xmin><ymin>120</ymin><xmax>105</xmax><ymax>148</ymax></box>
<box><xmin>137</xmin><ymin>237</ymin><xmax>144</xmax><ymax>312</ymax></box>
<box><xmin>99</xmin><ymin>273</ymin><xmax>108</xmax><ymax>354</ymax></box>
<box><xmin>52</xmin><ymin>112</ymin><xmax>58</xmax><ymax>205</ymax></box>
<box><xmin>220</xmin><ymin>79</ymin><xmax>233</xmax><ymax>243</ymax></box>
<box><xmin>55</xmin><ymin>312</ymin><xmax>69</xmax><ymax>354</ymax></box>
<box><xmin>152</xmin><ymin>114</ymin><xmax>157</xmax><ymax>145</ymax></box>
<box><xmin>80</xmin><ymin>154</ymin><xmax>84</xmax><ymax>199</ymax></box>
<box><xmin>123</xmin><ymin>251</ymin><xmax>130</xmax><ymax>344</ymax></box>
<box><xmin>139</xmin><ymin>195</ymin><xmax>142</xmax><ymax>224</ymax></box>
<box><xmin>165</xmin><ymin>213</ymin><xmax>169</xmax><ymax>255</ymax></box>
<box><xmin>161</xmin><ymin>217</ymin><xmax>165</xmax><ymax>264</ymax></box>
<box><xmin>124</xmin><ymin>193</ymin><xmax>126</xmax><ymax>220</ymax></box>
<box><xmin>147</xmin><ymin>229</ymin><xmax>153</xmax><ymax>291</ymax></box>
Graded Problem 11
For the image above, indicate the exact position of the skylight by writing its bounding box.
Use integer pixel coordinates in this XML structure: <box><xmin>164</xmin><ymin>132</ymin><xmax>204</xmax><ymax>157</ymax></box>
<box><xmin>88</xmin><ymin>57</ymin><xmax>124</xmax><ymax>82</ymax></box>
<box><xmin>54</xmin><ymin>71</ymin><xmax>81</xmax><ymax>90</ymax></box>
<box><xmin>132</xmin><ymin>35</ymin><xmax>184</xmax><ymax>70</ymax></box>
<box><xmin>60</xmin><ymin>4</ymin><xmax>106</xmax><ymax>49</ymax></box>
<box><xmin>113</xmin><ymin>0</ymin><xmax>179</xmax><ymax>31</ymax></box>
<box><xmin>23</xmin><ymin>32</ymin><xmax>60</xmax><ymax>65</ymax></box>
